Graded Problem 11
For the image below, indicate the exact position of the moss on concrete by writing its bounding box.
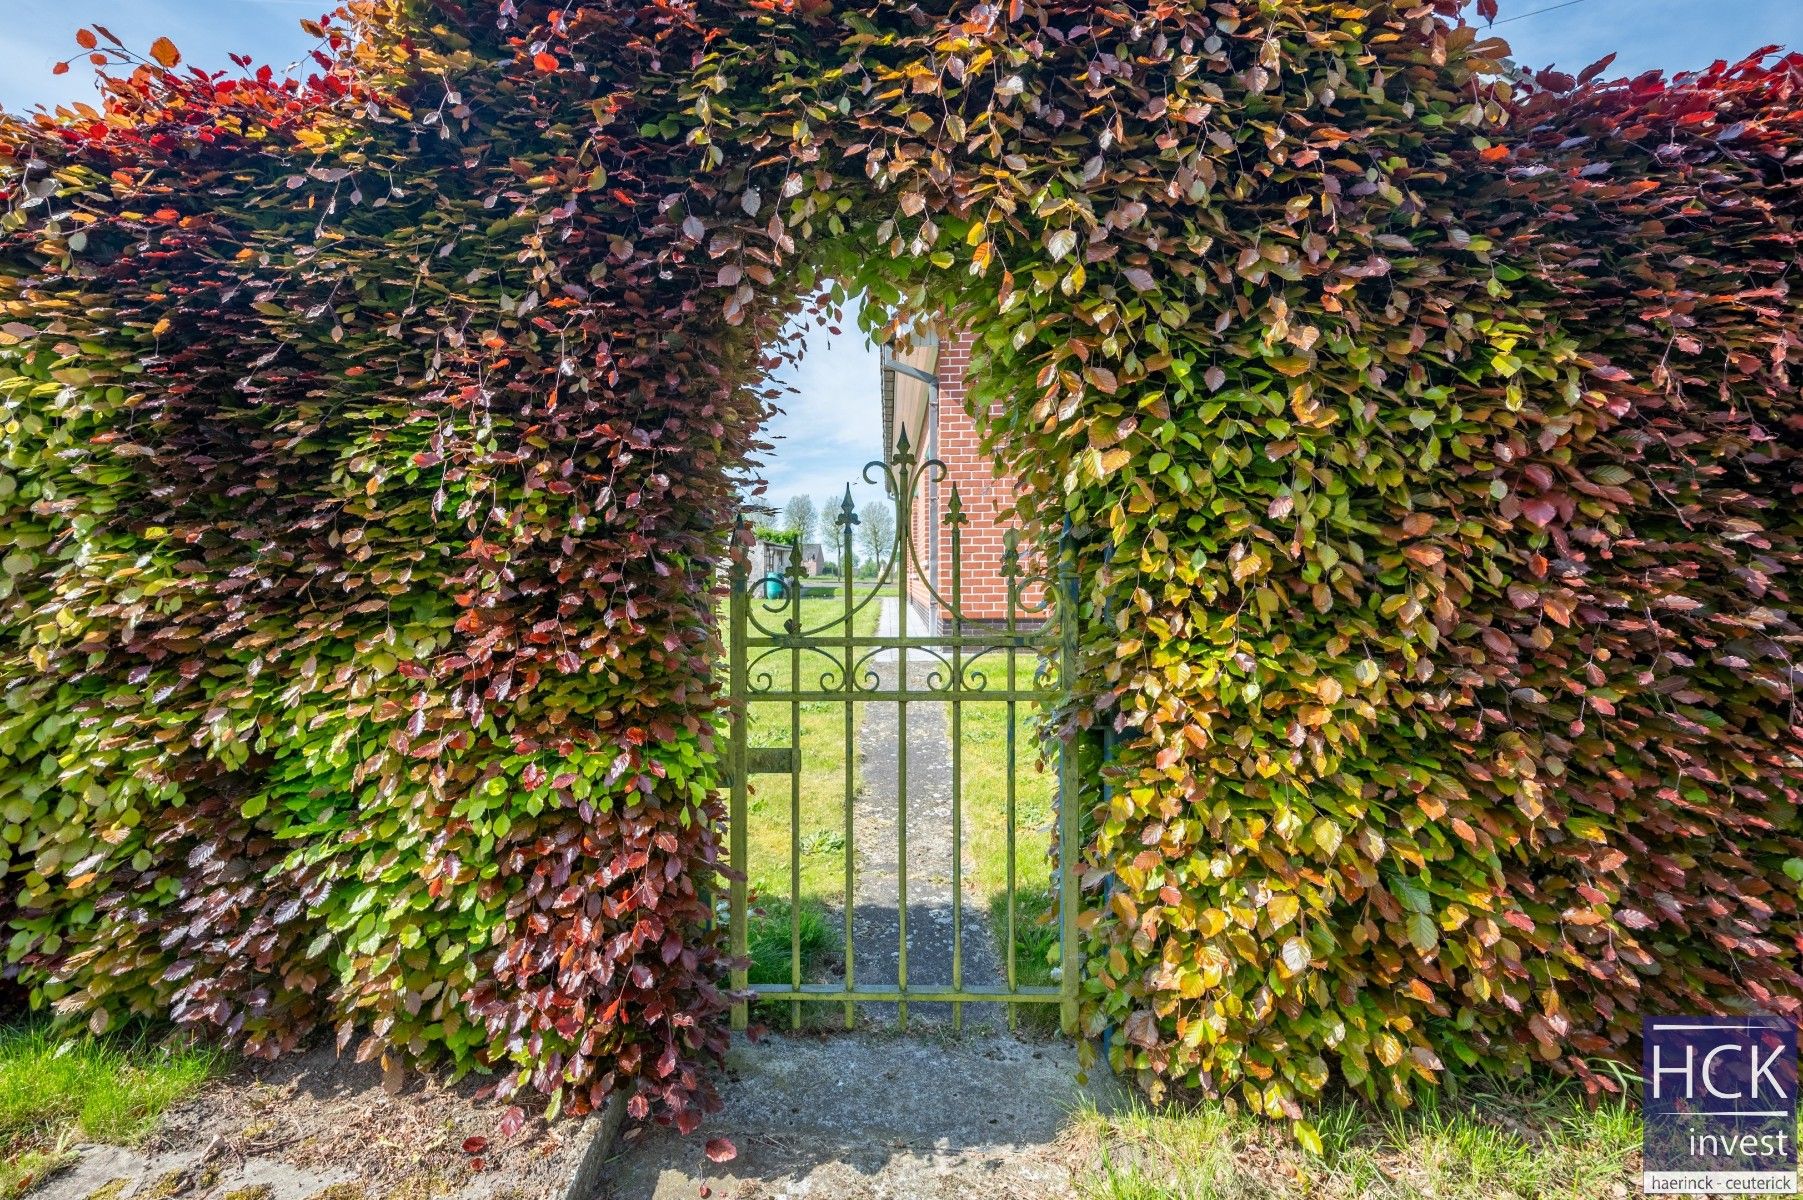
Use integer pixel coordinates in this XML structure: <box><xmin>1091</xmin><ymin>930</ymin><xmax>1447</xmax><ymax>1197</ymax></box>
<box><xmin>302</xmin><ymin>1185</ymin><xmax>368</xmax><ymax>1200</ymax></box>
<box><xmin>140</xmin><ymin>1169</ymin><xmax>189</xmax><ymax>1198</ymax></box>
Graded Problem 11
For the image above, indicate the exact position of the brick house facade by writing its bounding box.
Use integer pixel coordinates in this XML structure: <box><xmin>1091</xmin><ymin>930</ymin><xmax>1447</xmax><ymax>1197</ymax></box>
<box><xmin>880</xmin><ymin>329</ymin><xmax>1042</xmax><ymax>631</ymax></box>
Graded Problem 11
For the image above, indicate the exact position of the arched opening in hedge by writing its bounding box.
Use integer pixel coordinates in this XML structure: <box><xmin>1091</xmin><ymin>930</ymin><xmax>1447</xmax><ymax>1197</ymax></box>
<box><xmin>2</xmin><ymin>0</ymin><xmax>1797</xmax><ymax>1138</ymax></box>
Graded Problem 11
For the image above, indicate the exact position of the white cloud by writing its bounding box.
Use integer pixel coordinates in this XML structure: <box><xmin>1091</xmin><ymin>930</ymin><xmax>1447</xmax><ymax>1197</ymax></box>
<box><xmin>749</xmin><ymin>299</ymin><xmax>893</xmax><ymax>526</ymax></box>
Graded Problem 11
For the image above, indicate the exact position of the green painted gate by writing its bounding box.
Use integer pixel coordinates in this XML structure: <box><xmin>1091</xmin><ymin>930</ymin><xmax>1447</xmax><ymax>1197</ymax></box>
<box><xmin>725</xmin><ymin>435</ymin><xmax>1081</xmax><ymax>1034</ymax></box>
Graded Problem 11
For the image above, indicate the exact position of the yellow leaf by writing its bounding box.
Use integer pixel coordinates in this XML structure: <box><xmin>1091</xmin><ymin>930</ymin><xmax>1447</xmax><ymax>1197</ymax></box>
<box><xmin>149</xmin><ymin>36</ymin><xmax>182</xmax><ymax>68</ymax></box>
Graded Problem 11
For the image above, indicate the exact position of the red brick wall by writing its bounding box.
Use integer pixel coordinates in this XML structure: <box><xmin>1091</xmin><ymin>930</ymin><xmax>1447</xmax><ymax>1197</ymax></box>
<box><xmin>903</xmin><ymin>332</ymin><xmax>1044</xmax><ymax>627</ymax></box>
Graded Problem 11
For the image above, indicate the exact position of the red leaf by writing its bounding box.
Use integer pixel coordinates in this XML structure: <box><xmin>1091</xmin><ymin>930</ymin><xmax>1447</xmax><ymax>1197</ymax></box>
<box><xmin>533</xmin><ymin>52</ymin><xmax>559</xmax><ymax>73</ymax></box>
<box><xmin>497</xmin><ymin>1106</ymin><xmax>526</xmax><ymax>1139</ymax></box>
<box><xmin>53</xmin><ymin>61</ymin><xmax>70</xmax><ymax>75</ymax></box>
<box><xmin>704</xmin><ymin>1137</ymin><xmax>738</xmax><ymax>1164</ymax></box>
<box><xmin>76</xmin><ymin>29</ymin><xmax>98</xmax><ymax>50</ymax></box>
<box><xmin>462</xmin><ymin>1136</ymin><xmax>489</xmax><ymax>1155</ymax></box>
<box><xmin>1577</xmin><ymin>52</ymin><xmax>1617</xmax><ymax>85</ymax></box>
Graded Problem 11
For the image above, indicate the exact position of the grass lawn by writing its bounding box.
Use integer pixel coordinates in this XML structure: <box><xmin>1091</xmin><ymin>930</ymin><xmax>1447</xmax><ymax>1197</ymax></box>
<box><xmin>957</xmin><ymin>687</ymin><xmax>1063</xmax><ymax>1029</ymax></box>
<box><xmin>0</xmin><ymin>1022</ymin><xmax>222</xmax><ymax>1199</ymax></box>
<box><xmin>725</xmin><ymin>584</ymin><xmax>885</xmax><ymax>907</ymax></box>
<box><xmin>1069</xmin><ymin>1081</ymin><xmax>1648</xmax><ymax>1200</ymax></box>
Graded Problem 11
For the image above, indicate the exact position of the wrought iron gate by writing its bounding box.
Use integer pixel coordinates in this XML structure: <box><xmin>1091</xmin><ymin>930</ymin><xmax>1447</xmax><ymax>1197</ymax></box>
<box><xmin>725</xmin><ymin>434</ymin><xmax>1079</xmax><ymax>1034</ymax></box>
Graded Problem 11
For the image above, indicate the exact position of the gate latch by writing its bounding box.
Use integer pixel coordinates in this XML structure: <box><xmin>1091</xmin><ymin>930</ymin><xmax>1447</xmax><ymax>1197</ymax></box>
<box><xmin>722</xmin><ymin>745</ymin><xmax>795</xmax><ymax>786</ymax></box>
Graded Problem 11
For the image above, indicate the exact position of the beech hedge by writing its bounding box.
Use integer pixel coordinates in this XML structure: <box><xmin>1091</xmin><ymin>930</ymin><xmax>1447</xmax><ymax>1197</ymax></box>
<box><xmin>2</xmin><ymin>0</ymin><xmax>1798</xmax><ymax>1136</ymax></box>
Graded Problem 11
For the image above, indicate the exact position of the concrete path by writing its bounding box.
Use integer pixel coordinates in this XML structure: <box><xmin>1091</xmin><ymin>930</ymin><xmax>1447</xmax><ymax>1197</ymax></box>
<box><xmin>595</xmin><ymin>1032</ymin><xmax>1119</xmax><ymax>1200</ymax></box>
<box><xmin>869</xmin><ymin>595</ymin><xmax>941</xmax><ymax>663</ymax></box>
<box><xmin>843</xmin><ymin>660</ymin><xmax>1004</xmax><ymax>1029</ymax></box>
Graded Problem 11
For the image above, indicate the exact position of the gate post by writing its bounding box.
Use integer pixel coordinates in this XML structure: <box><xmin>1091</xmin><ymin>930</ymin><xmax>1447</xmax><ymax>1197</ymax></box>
<box><xmin>728</xmin><ymin>521</ymin><xmax>750</xmax><ymax>1031</ymax></box>
<box><xmin>1056</xmin><ymin>523</ymin><xmax>1083</xmax><ymax>1037</ymax></box>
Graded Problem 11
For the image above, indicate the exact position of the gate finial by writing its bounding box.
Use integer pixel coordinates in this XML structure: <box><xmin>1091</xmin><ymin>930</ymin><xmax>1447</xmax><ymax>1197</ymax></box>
<box><xmin>893</xmin><ymin>423</ymin><xmax>916</xmax><ymax>469</ymax></box>
<box><xmin>1001</xmin><ymin>525</ymin><xmax>1021</xmax><ymax>578</ymax></box>
<box><xmin>944</xmin><ymin>482</ymin><xmax>968</xmax><ymax>527</ymax></box>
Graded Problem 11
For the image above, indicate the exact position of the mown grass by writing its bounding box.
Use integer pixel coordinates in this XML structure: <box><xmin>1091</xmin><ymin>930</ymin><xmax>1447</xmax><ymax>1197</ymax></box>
<box><xmin>721</xmin><ymin>585</ymin><xmax>885</xmax><ymax>905</ymax></box>
<box><xmin>957</xmin><ymin>684</ymin><xmax>1055</xmax><ymax>901</ymax></box>
<box><xmin>1069</xmin><ymin>1081</ymin><xmax>1649</xmax><ymax>1200</ymax></box>
<box><xmin>957</xmin><ymin>679</ymin><xmax>1063</xmax><ymax>1031</ymax></box>
<box><xmin>0</xmin><ymin>1021</ymin><xmax>223</xmax><ymax>1199</ymax></box>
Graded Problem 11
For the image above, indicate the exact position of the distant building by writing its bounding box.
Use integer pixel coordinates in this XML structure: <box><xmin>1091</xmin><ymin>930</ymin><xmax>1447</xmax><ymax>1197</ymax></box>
<box><xmin>798</xmin><ymin>542</ymin><xmax>826</xmax><ymax>576</ymax></box>
<box><xmin>744</xmin><ymin>536</ymin><xmax>795</xmax><ymax>598</ymax></box>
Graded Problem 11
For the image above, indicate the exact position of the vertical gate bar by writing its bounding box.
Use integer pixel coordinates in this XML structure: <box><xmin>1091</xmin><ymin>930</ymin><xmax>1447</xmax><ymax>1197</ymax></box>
<box><xmin>788</xmin><ymin>552</ymin><xmax>803</xmax><ymax>1030</ymax></box>
<box><xmin>947</xmin><ymin>486</ymin><xmax>964</xmax><ymax>1033</ymax></box>
<box><xmin>839</xmin><ymin>489</ymin><xmax>857</xmax><ymax>1030</ymax></box>
<box><xmin>728</xmin><ymin>523</ymin><xmax>751</xmax><ymax>1032</ymax></box>
<box><xmin>894</xmin><ymin>433</ymin><xmax>913</xmax><ymax>1031</ymax></box>
<box><xmin>1002</xmin><ymin>528</ymin><xmax>1020</xmax><ymax>1030</ymax></box>
<box><xmin>1056</xmin><ymin>524</ymin><xmax>1081</xmax><ymax>1037</ymax></box>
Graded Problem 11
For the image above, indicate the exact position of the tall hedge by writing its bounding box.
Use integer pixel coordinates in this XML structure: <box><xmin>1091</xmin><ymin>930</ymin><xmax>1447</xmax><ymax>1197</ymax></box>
<box><xmin>0</xmin><ymin>7</ymin><xmax>778</xmax><ymax>1128</ymax></box>
<box><xmin>2</xmin><ymin>0</ymin><xmax>1797</xmax><ymax>1137</ymax></box>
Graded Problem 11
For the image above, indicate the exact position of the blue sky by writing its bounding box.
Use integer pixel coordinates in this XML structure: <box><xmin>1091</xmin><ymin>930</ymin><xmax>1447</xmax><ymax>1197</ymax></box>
<box><xmin>5</xmin><ymin>0</ymin><xmax>1798</xmax><ymax>522</ymax></box>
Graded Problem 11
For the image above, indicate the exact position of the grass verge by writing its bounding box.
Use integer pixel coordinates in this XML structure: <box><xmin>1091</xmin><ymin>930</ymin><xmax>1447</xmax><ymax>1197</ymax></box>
<box><xmin>0</xmin><ymin>1021</ymin><xmax>222</xmax><ymax>1199</ymax></box>
<box><xmin>1068</xmin><ymin>1080</ymin><xmax>1646</xmax><ymax>1200</ymax></box>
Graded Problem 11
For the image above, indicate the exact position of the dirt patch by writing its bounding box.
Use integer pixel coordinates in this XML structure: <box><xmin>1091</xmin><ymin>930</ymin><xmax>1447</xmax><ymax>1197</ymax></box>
<box><xmin>32</xmin><ymin>1042</ymin><xmax>607</xmax><ymax>1200</ymax></box>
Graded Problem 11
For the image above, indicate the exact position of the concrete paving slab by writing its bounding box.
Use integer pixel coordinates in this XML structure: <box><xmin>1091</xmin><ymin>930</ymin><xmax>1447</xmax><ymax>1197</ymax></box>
<box><xmin>594</xmin><ymin>1031</ymin><xmax>1122</xmax><ymax>1200</ymax></box>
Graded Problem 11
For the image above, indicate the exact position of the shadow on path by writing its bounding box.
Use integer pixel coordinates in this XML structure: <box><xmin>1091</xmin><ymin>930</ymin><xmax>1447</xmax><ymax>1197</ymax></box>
<box><xmin>597</xmin><ymin>1032</ymin><xmax>1120</xmax><ymax>1200</ymax></box>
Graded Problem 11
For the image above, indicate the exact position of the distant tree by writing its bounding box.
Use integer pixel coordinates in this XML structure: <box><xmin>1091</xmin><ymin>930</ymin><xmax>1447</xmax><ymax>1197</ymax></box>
<box><xmin>783</xmin><ymin>495</ymin><xmax>818</xmax><ymax>546</ymax></box>
<box><xmin>820</xmin><ymin>494</ymin><xmax>848</xmax><ymax>544</ymax></box>
<box><xmin>858</xmin><ymin>500</ymin><xmax>895</xmax><ymax>567</ymax></box>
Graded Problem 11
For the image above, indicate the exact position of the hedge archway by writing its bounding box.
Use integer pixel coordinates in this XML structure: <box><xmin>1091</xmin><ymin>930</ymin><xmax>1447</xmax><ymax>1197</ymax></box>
<box><xmin>2</xmin><ymin>0</ymin><xmax>1798</xmax><ymax>1138</ymax></box>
